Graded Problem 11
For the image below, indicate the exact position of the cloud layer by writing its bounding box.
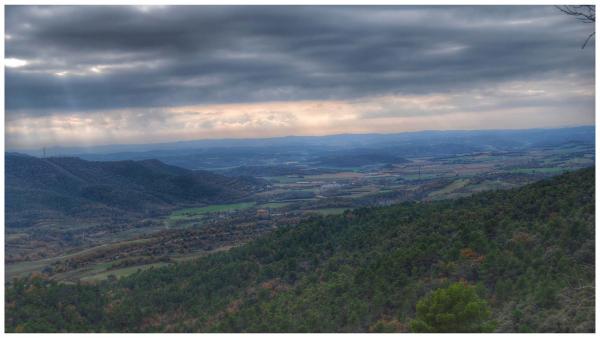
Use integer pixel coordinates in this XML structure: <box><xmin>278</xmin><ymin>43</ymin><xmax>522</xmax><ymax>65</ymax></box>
<box><xmin>5</xmin><ymin>5</ymin><xmax>595</xmax><ymax>149</ymax></box>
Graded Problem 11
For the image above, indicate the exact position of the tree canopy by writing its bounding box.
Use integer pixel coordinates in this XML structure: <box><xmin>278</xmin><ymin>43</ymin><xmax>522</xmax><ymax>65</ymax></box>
<box><xmin>5</xmin><ymin>168</ymin><xmax>595</xmax><ymax>332</ymax></box>
<box><xmin>410</xmin><ymin>282</ymin><xmax>495</xmax><ymax>332</ymax></box>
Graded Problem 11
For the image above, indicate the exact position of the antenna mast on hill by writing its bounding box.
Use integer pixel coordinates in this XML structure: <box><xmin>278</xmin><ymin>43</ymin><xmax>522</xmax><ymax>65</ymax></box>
<box><xmin>42</xmin><ymin>147</ymin><xmax>46</xmax><ymax>158</ymax></box>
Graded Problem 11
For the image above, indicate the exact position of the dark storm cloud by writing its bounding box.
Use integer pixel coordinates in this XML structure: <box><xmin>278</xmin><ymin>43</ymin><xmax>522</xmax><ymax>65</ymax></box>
<box><xmin>5</xmin><ymin>5</ymin><xmax>595</xmax><ymax>117</ymax></box>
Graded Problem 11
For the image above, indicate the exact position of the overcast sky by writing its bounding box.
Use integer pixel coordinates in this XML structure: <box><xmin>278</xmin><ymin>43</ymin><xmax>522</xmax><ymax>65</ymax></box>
<box><xmin>5</xmin><ymin>5</ymin><xmax>595</xmax><ymax>149</ymax></box>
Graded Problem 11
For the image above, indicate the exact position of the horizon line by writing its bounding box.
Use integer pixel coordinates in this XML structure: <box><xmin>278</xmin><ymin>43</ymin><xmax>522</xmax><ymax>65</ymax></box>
<box><xmin>7</xmin><ymin>124</ymin><xmax>595</xmax><ymax>153</ymax></box>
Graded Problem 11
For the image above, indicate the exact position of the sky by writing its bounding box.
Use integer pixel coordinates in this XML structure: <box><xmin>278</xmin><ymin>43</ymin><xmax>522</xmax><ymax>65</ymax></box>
<box><xmin>5</xmin><ymin>5</ymin><xmax>596</xmax><ymax>150</ymax></box>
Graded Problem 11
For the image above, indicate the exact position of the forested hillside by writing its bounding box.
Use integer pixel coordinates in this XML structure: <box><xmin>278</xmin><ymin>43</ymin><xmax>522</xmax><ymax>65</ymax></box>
<box><xmin>5</xmin><ymin>168</ymin><xmax>594</xmax><ymax>332</ymax></box>
<box><xmin>6</xmin><ymin>153</ymin><xmax>265</xmax><ymax>228</ymax></box>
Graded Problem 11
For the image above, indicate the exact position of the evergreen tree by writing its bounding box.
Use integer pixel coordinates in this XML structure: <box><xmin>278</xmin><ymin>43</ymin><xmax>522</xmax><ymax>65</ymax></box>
<box><xmin>410</xmin><ymin>282</ymin><xmax>495</xmax><ymax>333</ymax></box>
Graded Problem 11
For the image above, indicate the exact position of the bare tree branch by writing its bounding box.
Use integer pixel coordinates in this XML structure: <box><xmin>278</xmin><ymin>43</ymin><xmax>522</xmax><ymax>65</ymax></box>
<box><xmin>582</xmin><ymin>31</ymin><xmax>595</xmax><ymax>49</ymax></box>
<box><xmin>555</xmin><ymin>5</ymin><xmax>595</xmax><ymax>49</ymax></box>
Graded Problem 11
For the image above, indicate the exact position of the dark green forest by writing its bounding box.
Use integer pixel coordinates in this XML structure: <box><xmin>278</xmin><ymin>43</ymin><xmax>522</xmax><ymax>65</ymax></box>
<box><xmin>5</xmin><ymin>153</ymin><xmax>264</xmax><ymax>228</ymax></box>
<box><xmin>5</xmin><ymin>168</ymin><xmax>595</xmax><ymax>332</ymax></box>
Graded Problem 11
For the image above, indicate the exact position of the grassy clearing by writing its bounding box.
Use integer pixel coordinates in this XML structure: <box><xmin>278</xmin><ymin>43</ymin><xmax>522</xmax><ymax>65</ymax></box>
<box><xmin>170</xmin><ymin>202</ymin><xmax>256</xmax><ymax>219</ymax></box>
<box><xmin>172</xmin><ymin>245</ymin><xmax>240</xmax><ymax>263</ymax></box>
<box><xmin>80</xmin><ymin>262</ymin><xmax>172</xmax><ymax>282</ymax></box>
<box><xmin>257</xmin><ymin>202</ymin><xmax>290</xmax><ymax>209</ymax></box>
<box><xmin>346</xmin><ymin>187</ymin><xmax>380</xmax><ymax>198</ymax></box>
<box><xmin>6</xmin><ymin>238</ymin><xmax>159</xmax><ymax>281</ymax></box>
<box><xmin>305</xmin><ymin>208</ymin><xmax>348</xmax><ymax>216</ymax></box>
<box><xmin>7</xmin><ymin>243</ymin><xmax>117</xmax><ymax>280</ymax></box>
<box><xmin>428</xmin><ymin>179</ymin><xmax>470</xmax><ymax>199</ymax></box>
<box><xmin>468</xmin><ymin>180</ymin><xmax>516</xmax><ymax>193</ymax></box>
<box><xmin>278</xmin><ymin>198</ymin><xmax>317</xmax><ymax>203</ymax></box>
<box><xmin>6</xmin><ymin>260</ymin><xmax>52</xmax><ymax>281</ymax></box>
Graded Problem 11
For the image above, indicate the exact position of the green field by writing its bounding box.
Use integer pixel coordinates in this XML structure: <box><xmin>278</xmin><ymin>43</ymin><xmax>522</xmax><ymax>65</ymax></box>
<box><xmin>169</xmin><ymin>202</ymin><xmax>257</xmax><ymax>220</ymax></box>
<box><xmin>278</xmin><ymin>198</ymin><xmax>317</xmax><ymax>202</ymax></box>
<box><xmin>428</xmin><ymin>178</ymin><xmax>470</xmax><ymax>199</ymax></box>
<box><xmin>257</xmin><ymin>202</ymin><xmax>290</xmax><ymax>209</ymax></box>
<box><xmin>305</xmin><ymin>208</ymin><xmax>348</xmax><ymax>216</ymax></box>
<box><xmin>468</xmin><ymin>179</ymin><xmax>516</xmax><ymax>193</ymax></box>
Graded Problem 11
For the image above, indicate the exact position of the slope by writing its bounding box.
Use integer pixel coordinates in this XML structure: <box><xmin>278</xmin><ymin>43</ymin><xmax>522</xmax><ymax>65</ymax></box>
<box><xmin>5</xmin><ymin>167</ymin><xmax>594</xmax><ymax>332</ymax></box>
<box><xmin>5</xmin><ymin>153</ymin><xmax>265</xmax><ymax>228</ymax></box>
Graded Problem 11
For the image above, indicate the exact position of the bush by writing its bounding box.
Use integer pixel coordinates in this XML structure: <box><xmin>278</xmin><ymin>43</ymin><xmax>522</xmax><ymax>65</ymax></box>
<box><xmin>410</xmin><ymin>282</ymin><xmax>495</xmax><ymax>332</ymax></box>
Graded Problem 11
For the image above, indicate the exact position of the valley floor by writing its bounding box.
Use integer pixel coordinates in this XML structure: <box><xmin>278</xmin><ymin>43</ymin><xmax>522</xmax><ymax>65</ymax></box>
<box><xmin>6</xmin><ymin>144</ymin><xmax>595</xmax><ymax>284</ymax></box>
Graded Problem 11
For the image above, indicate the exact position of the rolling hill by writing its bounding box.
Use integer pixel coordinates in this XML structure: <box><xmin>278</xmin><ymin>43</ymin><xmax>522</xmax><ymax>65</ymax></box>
<box><xmin>5</xmin><ymin>167</ymin><xmax>594</xmax><ymax>332</ymax></box>
<box><xmin>5</xmin><ymin>153</ymin><xmax>265</xmax><ymax>228</ymax></box>
<box><xmin>13</xmin><ymin>126</ymin><xmax>593</xmax><ymax>170</ymax></box>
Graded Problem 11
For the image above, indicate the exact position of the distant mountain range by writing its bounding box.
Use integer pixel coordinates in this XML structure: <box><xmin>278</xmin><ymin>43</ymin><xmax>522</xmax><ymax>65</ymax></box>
<box><xmin>11</xmin><ymin>126</ymin><xmax>592</xmax><ymax>171</ymax></box>
<box><xmin>5</xmin><ymin>153</ymin><xmax>265</xmax><ymax>228</ymax></box>
<box><xmin>11</xmin><ymin>126</ymin><xmax>594</xmax><ymax>157</ymax></box>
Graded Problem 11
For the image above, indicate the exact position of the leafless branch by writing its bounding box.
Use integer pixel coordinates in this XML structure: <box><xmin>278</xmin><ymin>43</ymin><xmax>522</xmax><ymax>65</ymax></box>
<box><xmin>555</xmin><ymin>5</ymin><xmax>595</xmax><ymax>49</ymax></box>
